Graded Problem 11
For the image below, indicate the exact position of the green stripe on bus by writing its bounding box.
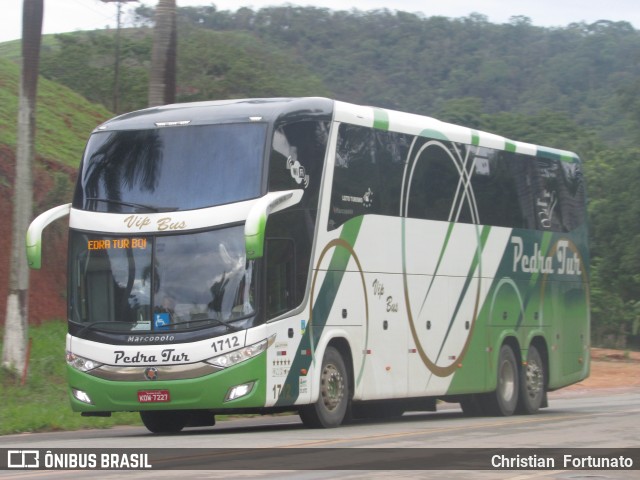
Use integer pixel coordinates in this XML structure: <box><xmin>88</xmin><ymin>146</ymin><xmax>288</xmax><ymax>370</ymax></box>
<box><xmin>275</xmin><ymin>216</ymin><xmax>364</xmax><ymax>406</ymax></box>
<box><xmin>419</xmin><ymin>128</ymin><xmax>448</xmax><ymax>141</ymax></box>
<box><xmin>373</xmin><ymin>109</ymin><xmax>390</xmax><ymax>130</ymax></box>
<box><xmin>435</xmin><ymin>225</ymin><xmax>491</xmax><ymax>363</ymax></box>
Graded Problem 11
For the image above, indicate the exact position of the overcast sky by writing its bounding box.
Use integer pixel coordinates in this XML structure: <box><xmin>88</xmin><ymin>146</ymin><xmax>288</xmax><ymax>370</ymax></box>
<box><xmin>2</xmin><ymin>0</ymin><xmax>639</xmax><ymax>43</ymax></box>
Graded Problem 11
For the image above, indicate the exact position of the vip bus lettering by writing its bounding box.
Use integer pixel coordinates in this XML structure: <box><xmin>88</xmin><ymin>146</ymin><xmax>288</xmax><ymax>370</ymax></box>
<box><xmin>157</xmin><ymin>217</ymin><xmax>187</xmax><ymax>231</ymax></box>
<box><xmin>124</xmin><ymin>215</ymin><xmax>151</xmax><ymax>230</ymax></box>
<box><xmin>386</xmin><ymin>296</ymin><xmax>398</xmax><ymax>313</ymax></box>
<box><xmin>372</xmin><ymin>279</ymin><xmax>384</xmax><ymax>299</ymax></box>
<box><xmin>124</xmin><ymin>215</ymin><xmax>187</xmax><ymax>231</ymax></box>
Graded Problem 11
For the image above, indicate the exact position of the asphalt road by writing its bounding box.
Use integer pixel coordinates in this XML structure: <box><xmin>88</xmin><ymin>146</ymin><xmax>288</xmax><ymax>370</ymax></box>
<box><xmin>1</xmin><ymin>388</ymin><xmax>638</xmax><ymax>479</ymax></box>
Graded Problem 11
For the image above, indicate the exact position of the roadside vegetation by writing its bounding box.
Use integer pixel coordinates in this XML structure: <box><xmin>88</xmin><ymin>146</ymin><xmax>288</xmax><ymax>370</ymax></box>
<box><xmin>0</xmin><ymin>320</ymin><xmax>141</xmax><ymax>434</ymax></box>
<box><xmin>0</xmin><ymin>57</ymin><xmax>111</xmax><ymax>168</ymax></box>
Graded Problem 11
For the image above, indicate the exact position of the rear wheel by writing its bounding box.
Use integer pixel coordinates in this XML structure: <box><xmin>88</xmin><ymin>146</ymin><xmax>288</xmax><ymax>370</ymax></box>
<box><xmin>481</xmin><ymin>344</ymin><xmax>519</xmax><ymax>416</ymax></box>
<box><xmin>140</xmin><ymin>410</ymin><xmax>187</xmax><ymax>433</ymax></box>
<box><xmin>517</xmin><ymin>344</ymin><xmax>545</xmax><ymax>414</ymax></box>
<box><xmin>299</xmin><ymin>346</ymin><xmax>350</xmax><ymax>428</ymax></box>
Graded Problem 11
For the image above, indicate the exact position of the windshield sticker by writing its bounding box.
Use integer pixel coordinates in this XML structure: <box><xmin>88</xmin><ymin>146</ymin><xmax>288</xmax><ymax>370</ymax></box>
<box><xmin>341</xmin><ymin>187</ymin><xmax>374</xmax><ymax>208</ymax></box>
<box><xmin>153</xmin><ymin>313</ymin><xmax>171</xmax><ymax>331</ymax></box>
<box><xmin>299</xmin><ymin>376</ymin><xmax>308</xmax><ymax>395</ymax></box>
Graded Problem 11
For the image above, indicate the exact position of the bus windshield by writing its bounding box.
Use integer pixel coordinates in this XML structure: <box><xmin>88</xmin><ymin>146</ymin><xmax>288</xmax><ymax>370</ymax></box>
<box><xmin>68</xmin><ymin>226</ymin><xmax>256</xmax><ymax>333</ymax></box>
<box><xmin>73</xmin><ymin>123</ymin><xmax>267</xmax><ymax>212</ymax></box>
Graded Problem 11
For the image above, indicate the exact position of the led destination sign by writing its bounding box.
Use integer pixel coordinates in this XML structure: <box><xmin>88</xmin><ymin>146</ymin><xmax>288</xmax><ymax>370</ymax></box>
<box><xmin>87</xmin><ymin>238</ymin><xmax>148</xmax><ymax>250</ymax></box>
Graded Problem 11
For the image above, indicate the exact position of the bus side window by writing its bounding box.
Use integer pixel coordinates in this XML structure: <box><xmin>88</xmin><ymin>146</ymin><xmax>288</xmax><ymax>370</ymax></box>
<box><xmin>265</xmin><ymin>238</ymin><xmax>296</xmax><ymax>319</ymax></box>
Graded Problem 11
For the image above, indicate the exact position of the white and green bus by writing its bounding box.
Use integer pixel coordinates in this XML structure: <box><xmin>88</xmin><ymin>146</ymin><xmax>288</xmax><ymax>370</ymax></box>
<box><xmin>27</xmin><ymin>98</ymin><xmax>589</xmax><ymax>432</ymax></box>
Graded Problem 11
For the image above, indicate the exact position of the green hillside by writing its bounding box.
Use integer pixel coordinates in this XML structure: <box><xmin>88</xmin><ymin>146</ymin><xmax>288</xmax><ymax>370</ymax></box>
<box><xmin>13</xmin><ymin>7</ymin><xmax>638</xmax><ymax>150</ymax></box>
<box><xmin>29</xmin><ymin>26</ymin><xmax>330</xmax><ymax>116</ymax></box>
<box><xmin>0</xmin><ymin>57</ymin><xmax>112</xmax><ymax>167</ymax></box>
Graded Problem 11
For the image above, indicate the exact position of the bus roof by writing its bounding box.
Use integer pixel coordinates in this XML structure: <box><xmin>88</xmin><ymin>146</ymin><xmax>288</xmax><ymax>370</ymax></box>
<box><xmin>95</xmin><ymin>97</ymin><xmax>580</xmax><ymax>163</ymax></box>
<box><xmin>332</xmin><ymin>100</ymin><xmax>580</xmax><ymax>163</ymax></box>
<box><xmin>95</xmin><ymin>97</ymin><xmax>334</xmax><ymax>132</ymax></box>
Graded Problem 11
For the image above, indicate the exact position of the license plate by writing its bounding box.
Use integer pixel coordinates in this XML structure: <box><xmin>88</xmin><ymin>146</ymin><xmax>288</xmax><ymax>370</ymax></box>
<box><xmin>138</xmin><ymin>390</ymin><xmax>170</xmax><ymax>403</ymax></box>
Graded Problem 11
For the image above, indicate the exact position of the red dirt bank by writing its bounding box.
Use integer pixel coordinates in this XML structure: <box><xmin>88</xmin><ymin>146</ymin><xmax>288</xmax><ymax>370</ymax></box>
<box><xmin>564</xmin><ymin>348</ymin><xmax>640</xmax><ymax>391</ymax></box>
<box><xmin>0</xmin><ymin>145</ymin><xmax>73</xmax><ymax>325</ymax></box>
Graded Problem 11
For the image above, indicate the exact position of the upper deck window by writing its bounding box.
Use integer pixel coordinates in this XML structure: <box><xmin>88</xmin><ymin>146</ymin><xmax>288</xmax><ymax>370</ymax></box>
<box><xmin>73</xmin><ymin>123</ymin><xmax>267</xmax><ymax>212</ymax></box>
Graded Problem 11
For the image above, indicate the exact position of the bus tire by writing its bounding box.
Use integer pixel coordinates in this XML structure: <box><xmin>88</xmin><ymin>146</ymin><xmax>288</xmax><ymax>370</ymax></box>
<box><xmin>517</xmin><ymin>344</ymin><xmax>545</xmax><ymax>414</ymax></box>
<box><xmin>299</xmin><ymin>346</ymin><xmax>350</xmax><ymax>428</ymax></box>
<box><xmin>140</xmin><ymin>410</ymin><xmax>187</xmax><ymax>433</ymax></box>
<box><xmin>481</xmin><ymin>344</ymin><xmax>519</xmax><ymax>416</ymax></box>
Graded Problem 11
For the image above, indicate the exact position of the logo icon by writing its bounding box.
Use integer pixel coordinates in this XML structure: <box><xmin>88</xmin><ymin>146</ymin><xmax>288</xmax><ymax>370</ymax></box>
<box><xmin>362</xmin><ymin>188</ymin><xmax>374</xmax><ymax>208</ymax></box>
<box><xmin>287</xmin><ymin>156</ymin><xmax>310</xmax><ymax>188</ymax></box>
<box><xmin>7</xmin><ymin>450</ymin><xmax>40</xmax><ymax>469</ymax></box>
<box><xmin>144</xmin><ymin>367</ymin><xmax>159</xmax><ymax>381</ymax></box>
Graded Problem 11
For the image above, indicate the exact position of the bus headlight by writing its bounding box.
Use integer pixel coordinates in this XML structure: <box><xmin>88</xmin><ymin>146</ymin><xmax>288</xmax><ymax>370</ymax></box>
<box><xmin>206</xmin><ymin>335</ymin><xmax>274</xmax><ymax>369</ymax></box>
<box><xmin>66</xmin><ymin>352</ymin><xmax>103</xmax><ymax>372</ymax></box>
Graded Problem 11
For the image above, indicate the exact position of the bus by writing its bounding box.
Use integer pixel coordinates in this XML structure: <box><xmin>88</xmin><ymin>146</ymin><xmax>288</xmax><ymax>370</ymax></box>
<box><xmin>27</xmin><ymin>97</ymin><xmax>590</xmax><ymax>432</ymax></box>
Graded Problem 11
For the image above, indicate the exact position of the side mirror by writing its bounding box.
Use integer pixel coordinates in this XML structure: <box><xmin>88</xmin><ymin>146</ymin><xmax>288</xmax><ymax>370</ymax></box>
<box><xmin>26</xmin><ymin>203</ymin><xmax>71</xmax><ymax>269</ymax></box>
<box><xmin>244</xmin><ymin>190</ymin><xmax>303</xmax><ymax>260</ymax></box>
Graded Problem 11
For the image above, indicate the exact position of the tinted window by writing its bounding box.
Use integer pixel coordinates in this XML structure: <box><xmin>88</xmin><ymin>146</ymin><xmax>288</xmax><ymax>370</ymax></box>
<box><xmin>470</xmin><ymin>150</ymin><xmax>532</xmax><ymax>229</ymax></box>
<box><xmin>268</xmin><ymin>120</ymin><xmax>329</xmax><ymax>211</ymax></box>
<box><xmin>406</xmin><ymin>140</ymin><xmax>473</xmax><ymax>223</ymax></box>
<box><xmin>329</xmin><ymin>124</ymin><xmax>585</xmax><ymax>233</ymax></box>
<box><xmin>68</xmin><ymin>226</ymin><xmax>257</xmax><ymax>333</ymax></box>
<box><xmin>73</xmin><ymin>123</ymin><xmax>267</xmax><ymax>212</ymax></box>
<box><xmin>265</xmin><ymin>120</ymin><xmax>330</xmax><ymax>318</ymax></box>
<box><xmin>530</xmin><ymin>156</ymin><xmax>586</xmax><ymax>232</ymax></box>
<box><xmin>329</xmin><ymin>124</ymin><xmax>407</xmax><ymax>230</ymax></box>
<box><xmin>556</xmin><ymin>160</ymin><xmax>586</xmax><ymax>231</ymax></box>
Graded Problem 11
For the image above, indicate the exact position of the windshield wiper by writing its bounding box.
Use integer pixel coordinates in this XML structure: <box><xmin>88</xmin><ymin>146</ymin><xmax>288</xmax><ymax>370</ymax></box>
<box><xmin>168</xmin><ymin>317</ymin><xmax>242</xmax><ymax>332</ymax></box>
<box><xmin>77</xmin><ymin>321</ymin><xmax>138</xmax><ymax>335</ymax></box>
<box><xmin>76</xmin><ymin>317</ymin><xmax>243</xmax><ymax>335</ymax></box>
<box><xmin>85</xmin><ymin>197</ymin><xmax>177</xmax><ymax>213</ymax></box>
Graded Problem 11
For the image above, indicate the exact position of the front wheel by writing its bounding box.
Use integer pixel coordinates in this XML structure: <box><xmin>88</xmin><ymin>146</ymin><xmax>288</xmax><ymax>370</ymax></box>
<box><xmin>299</xmin><ymin>346</ymin><xmax>351</xmax><ymax>428</ymax></box>
<box><xmin>481</xmin><ymin>344</ymin><xmax>519</xmax><ymax>416</ymax></box>
<box><xmin>517</xmin><ymin>344</ymin><xmax>545</xmax><ymax>414</ymax></box>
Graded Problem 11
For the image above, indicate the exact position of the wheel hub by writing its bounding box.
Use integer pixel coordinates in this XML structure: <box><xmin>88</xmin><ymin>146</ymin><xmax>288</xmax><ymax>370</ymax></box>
<box><xmin>321</xmin><ymin>363</ymin><xmax>344</xmax><ymax>411</ymax></box>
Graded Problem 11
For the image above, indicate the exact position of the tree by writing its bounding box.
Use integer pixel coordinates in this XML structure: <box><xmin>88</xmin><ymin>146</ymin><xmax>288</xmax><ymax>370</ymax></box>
<box><xmin>148</xmin><ymin>0</ymin><xmax>176</xmax><ymax>106</ymax></box>
<box><xmin>2</xmin><ymin>0</ymin><xmax>43</xmax><ymax>373</ymax></box>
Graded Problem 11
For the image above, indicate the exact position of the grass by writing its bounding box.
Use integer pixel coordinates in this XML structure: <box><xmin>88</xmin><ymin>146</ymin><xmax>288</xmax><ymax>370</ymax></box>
<box><xmin>0</xmin><ymin>57</ymin><xmax>112</xmax><ymax>168</ymax></box>
<box><xmin>0</xmin><ymin>320</ymin><xmax>142</xmax><ymax>435</ymax></box>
